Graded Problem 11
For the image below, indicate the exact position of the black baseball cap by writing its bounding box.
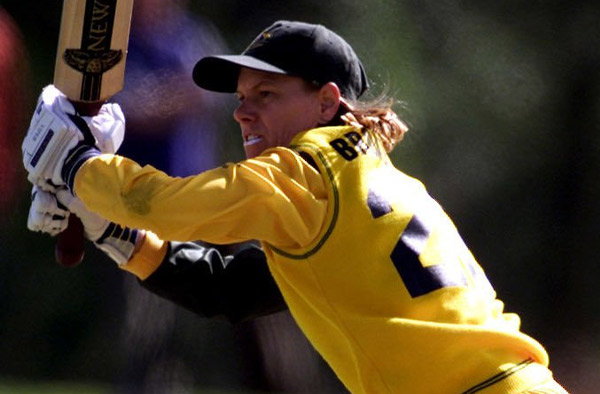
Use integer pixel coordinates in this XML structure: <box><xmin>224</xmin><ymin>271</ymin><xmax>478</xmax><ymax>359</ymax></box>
<box><xmin>193</xmin><ymin>20</ymin><xmax>369</xmax><ymax>100</ymax></box>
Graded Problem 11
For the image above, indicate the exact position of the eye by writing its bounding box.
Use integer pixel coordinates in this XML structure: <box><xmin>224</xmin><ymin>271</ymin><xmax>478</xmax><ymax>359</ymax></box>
<box><xmin>259</xmin><ymin>90</ymin><xmax>272</xmax><ymax>98</ymax></box>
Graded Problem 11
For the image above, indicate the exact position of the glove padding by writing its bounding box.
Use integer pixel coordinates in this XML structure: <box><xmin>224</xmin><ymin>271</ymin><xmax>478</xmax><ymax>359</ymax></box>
<box><xmin>22</xmin><ymin>85</ymin><xmax>83</xmax><ymax>187</ymax></box>
<box><xmin>85</xmin><ymin>100</ymin><xmax>125</xmax><ymax>154</ymax></box>
<box><xmin>56</xmin><ymin>189</ymin><xmax>139</xmax><ymax>265</ymax></box>
<box><xmin>27</xmin><ymin>185</ymin><xmax>138</xmax><ymax>265</ymax></box>
<box><xmin>27</xmin><ymin>185</ymin><xmax>70</xmax><ymax>236</ymax></box>
<box><xmin>22</xmin><ymin>85</ymin><xmax>125</xmax><ymax>192</ymax></box>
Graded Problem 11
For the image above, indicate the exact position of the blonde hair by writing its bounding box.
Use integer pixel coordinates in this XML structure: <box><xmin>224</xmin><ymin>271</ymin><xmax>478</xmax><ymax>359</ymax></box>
<box><xmin>339</xmin><ymin>95</ymin><xmax>409</xmax><ymax>153</ymax></box>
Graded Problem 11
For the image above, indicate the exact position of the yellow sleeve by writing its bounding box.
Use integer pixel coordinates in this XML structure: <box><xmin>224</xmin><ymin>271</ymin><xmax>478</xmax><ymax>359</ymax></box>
<box><xmin>74</xmin><ymin>149</ymin><xmax>328</xmax><ymax>249</ymax></box>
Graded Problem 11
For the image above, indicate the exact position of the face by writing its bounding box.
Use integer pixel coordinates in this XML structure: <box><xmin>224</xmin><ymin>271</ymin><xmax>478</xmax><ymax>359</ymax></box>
<box><xmin>234</xmin><ymin>68</ymin><xmax>333</xmax><ymax>158</ymax></box>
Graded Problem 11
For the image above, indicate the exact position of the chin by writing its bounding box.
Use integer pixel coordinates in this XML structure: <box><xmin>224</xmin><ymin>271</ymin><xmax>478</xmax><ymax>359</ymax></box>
<box><xmin>244</xmin><ymin>145</ymin><xmax>263</xmax><ymax>159</ymax></box>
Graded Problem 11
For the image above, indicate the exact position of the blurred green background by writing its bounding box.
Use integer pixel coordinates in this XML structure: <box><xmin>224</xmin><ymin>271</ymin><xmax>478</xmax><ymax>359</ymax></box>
<box><xmin>1</xmin><ymin>0</ymin><xmax>598</xmax><ymax>393</ymax></box>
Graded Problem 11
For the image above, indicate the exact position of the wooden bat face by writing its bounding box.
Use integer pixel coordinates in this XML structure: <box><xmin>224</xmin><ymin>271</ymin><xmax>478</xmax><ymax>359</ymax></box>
<box><xmin>54</xmin><ymin>0</ymin><xmax>134</xmax><ymax>103</ymax></box>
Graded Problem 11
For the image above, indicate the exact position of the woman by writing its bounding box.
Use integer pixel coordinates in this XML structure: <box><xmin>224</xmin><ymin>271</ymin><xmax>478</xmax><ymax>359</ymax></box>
<box><xmin>23</xmin><ymin>20</ymin><xmax>568</xmax><ymax>394</ymax></box>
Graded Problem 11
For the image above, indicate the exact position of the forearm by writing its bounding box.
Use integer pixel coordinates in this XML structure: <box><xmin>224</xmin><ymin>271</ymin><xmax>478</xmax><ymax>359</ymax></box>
<box><xmin>29</xmin><ymin>186</ymin><xmax>284</xmax><ymax>323</ymax></box>
<box><xmin>138</xmin><ymin>242</ymin><xmax>287</xmax><ymax>323</ymax></box>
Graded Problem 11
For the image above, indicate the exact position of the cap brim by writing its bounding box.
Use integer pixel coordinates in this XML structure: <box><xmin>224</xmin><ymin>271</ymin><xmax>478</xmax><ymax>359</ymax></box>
<box><xmin>193</xmin><ymin>55</ymin><xmax>287</xmax><ymax>93</ymax></box>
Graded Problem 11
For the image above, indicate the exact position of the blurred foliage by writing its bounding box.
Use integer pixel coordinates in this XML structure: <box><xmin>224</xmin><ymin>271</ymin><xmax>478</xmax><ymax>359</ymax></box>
<box><xmin>0</xmin><ymin>380</ymin><xmax>110</xmax><ymax>394</ymax></box>
<box><xmin>1</xmin><ymin>0</ymin><xmax>599</xmax><ymax>393</ymax></box>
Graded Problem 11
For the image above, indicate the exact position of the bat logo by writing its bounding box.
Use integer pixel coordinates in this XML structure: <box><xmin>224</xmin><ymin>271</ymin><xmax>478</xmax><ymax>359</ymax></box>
<box><xmin>63</xmin><ymin>48</ymin><xmax>123</xmax><ymax>75</ymax></box>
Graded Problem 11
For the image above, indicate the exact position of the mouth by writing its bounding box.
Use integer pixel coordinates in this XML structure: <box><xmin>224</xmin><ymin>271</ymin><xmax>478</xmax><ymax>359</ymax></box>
<box><xmin>244</xmin><ymin>134</ymin><xmax>264</xmax><ymax>146</ymax></box>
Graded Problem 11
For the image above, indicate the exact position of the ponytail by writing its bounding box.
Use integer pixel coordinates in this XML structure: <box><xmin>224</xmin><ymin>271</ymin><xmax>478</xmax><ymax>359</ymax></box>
<box><xmin>339</xmin><ymin>96</ymin><xmax>408</xmax><ymax>153</ymax></box>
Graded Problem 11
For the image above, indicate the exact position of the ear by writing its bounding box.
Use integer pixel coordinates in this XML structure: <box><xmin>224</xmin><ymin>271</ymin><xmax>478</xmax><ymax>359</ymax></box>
<box><xmin>317</xmin><ymin>82</ymin><xmax>341</xmax><ymax>124</ymax></box>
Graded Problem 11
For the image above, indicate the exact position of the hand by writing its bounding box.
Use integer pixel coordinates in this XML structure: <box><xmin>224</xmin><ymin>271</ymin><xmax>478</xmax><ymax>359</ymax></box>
<box><xmin>22</xmin><ymin>85</ymin><xmax>91</xmax><ymax>187</ymax></box>
<box><xmin>22</xmin><ymin>85</ymin><xmax>125</xmax><ymax>192</ymax></box>
<box><xmin>85</xmin><ymin>101</ymin><xmax>126</xmax><ymax>154</ymax></box>
<box><xmin>55</xmin><ymin>189</ymin><xmax>139</xmax><ymax>265</ymax></box>
<box><xmin>27</xmin><ymin>184</ymin><xmax>139</xmax><ymax>265</ymax></box>
<box><xmin>27</xmin><ymin>185</ymin><xmax>70</xmax><ymax>236</ymax></box>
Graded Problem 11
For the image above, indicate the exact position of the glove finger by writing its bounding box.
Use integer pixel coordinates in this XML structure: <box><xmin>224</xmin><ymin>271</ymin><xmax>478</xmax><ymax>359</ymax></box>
<box><xmin>28</xmin><ymin>185</ymin><xmax>43</xmax><ymax>232</ymax></box>
<box><xmin>41</xmin><ymin>218</ymin><xmax>60</xmax><ymax>236</ymax></box>
<box><xmin>85</xmin><ymin>103</ymin><xmax>125</xmax><ymax>154</ymax></box>
<box><xmin>47</xmin><ymin>215</ymin><xmax>68</xmax><ymax>235</ymax></box>
<box><xmin>44</xmin><ymin>85</ymin><xmax>75</xmax><ymax>115</ymax></box>
<box><xmin>27</xmin><ymin>209</ymin><xmax>43</xmax><ymax>232</ymax></box>
<box><xmin>34</xmin><ymin>189</ymin><xmax>54</xmax><ymax>212</ymax></box>
<box><xmin>27</xmin><ymin>209</ymin><xmax>68</xmax><ymax>235</ymax></box>
<box><xmin>35</xmin><ymin>179</ymin><xmax>59</xmax><ymax>193</ymax></box>
<box><xmin>35</xmin><ymin>189</ymin><xmax>68</xmax><ymax>217</ymax></box>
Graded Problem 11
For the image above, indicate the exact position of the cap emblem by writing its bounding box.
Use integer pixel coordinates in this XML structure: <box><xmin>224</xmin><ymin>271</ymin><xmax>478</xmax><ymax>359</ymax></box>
<box><xmin>245</xmin><ymin>27</ymin><xmax>276</xmax><ymax>52</ymax></box>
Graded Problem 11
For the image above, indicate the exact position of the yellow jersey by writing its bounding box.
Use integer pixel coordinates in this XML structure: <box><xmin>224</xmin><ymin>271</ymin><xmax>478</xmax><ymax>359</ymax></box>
<box><xmin>75</xmin><ymin>125</ymin><xmax>552</xmax><ymax>393</ymax></box>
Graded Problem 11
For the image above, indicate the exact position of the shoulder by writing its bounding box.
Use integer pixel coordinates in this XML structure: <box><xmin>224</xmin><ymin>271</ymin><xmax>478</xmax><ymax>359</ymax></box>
<box><xmin>235</xmin><ymin>147</ymin><xmax>325</xmax><ymax>190</ymax></box>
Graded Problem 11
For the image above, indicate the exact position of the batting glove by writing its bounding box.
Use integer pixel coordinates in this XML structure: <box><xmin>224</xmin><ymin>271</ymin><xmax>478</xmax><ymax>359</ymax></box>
<box><xmin>27</xmin><ymin>185</ymin><xmax>70</xmax><ymax>236</ymax></box>
<box><xmin>28</xmin><ymin>185</ymin><xmax>139</xmax><ymax>265</ymax></box>
<box><xmin>22</xmin><ymin>85</ymin><xmax>125</xmax><ymax>193</ymax></box>
<box><xmin>55</xmin><ymin>188</ymin><xmax>139</xmax><ymax>265</ymax></box>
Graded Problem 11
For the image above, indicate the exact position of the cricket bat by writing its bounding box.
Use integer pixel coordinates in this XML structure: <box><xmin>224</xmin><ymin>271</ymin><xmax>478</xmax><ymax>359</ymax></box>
<box><xmin>53</xmin><ymin>0</ymin><xmax>134</xmax><ymax>266</ymax></box>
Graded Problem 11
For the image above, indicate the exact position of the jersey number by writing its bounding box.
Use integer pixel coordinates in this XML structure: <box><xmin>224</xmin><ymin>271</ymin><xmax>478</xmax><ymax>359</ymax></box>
<box><xmin>368</xmin><ymin>189</ymin><xmax>492</xmax><ymax>298</ymax></box>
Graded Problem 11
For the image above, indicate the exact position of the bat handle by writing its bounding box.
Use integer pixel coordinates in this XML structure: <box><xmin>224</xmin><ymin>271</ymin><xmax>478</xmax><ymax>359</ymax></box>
<box><xmin>56</xmin><ymin>215</ymin><xmax>85</xmax><ymax>266</ymax></box>
<box><xmin>54</xmin><ymin>100</ymin><xmax>103</xmax><ymax>267</ymax></box>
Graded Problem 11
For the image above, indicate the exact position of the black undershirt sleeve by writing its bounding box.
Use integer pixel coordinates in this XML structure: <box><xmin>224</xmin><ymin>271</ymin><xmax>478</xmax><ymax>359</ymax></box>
<box><xmin>139</xmin><ymin>242</ymin><xmax>287</xmax><ymax>323</ymax></box>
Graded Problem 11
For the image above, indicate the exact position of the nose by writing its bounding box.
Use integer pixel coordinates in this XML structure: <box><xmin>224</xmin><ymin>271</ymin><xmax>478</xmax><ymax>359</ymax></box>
<box><xmin>233</xmin><ymin>100</ymin><xmax>255</xmax><ymax>124</ymax></box>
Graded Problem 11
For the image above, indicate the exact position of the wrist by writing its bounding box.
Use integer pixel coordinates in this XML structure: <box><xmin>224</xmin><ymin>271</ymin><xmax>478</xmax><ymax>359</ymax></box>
<box><xmin>120</xmin><ymin>231</ymin><xmax>168</xmax><ymax>280</ymax></box>
<box><xmin>94</xmin><ymin>223</ymin><xmax>139</xmax><ymax>265</ymax></box>
<box><xmin>61</xmin><ymin>143</ymin><xmax>101</xmax><ymax>193</ymax></box>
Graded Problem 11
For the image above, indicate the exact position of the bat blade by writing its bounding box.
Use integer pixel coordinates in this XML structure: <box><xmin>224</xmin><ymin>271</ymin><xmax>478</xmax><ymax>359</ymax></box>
<box><xmin>54</xmin><ymin>0</ymin><xmax>133</xmax><ymax>104</ymax></box>
<box><xmin>53</xmin><ymin>0</ymin><xmax>133</xmax><ymax>266</ymax></box>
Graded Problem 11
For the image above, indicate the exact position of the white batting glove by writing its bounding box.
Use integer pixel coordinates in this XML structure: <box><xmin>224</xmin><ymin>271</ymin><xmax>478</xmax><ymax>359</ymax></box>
<box><xmin>55</xmin><ymin>189</ymin><xmax>138</xmax><ymax>265</ymax></box>
<box><xmin>27</xmin><ymin>186</ymin><xmax>138</xmax><ymax>265</ymax></box>
<box><xmin>85</xmin><ymin>101</ymin><xmax>125</xmax><ymax>154</ymax></box>
<box><xmin>27</xmin><ymin>185</ymin><xmax>70</xmax><ymax>236</ymax></box>
<box><xmin>27</xmin><ymin>183</ymin><xmax>139</xmax><ymax>265</ymax></box>
<box><xmin>22</xmin><ymin>85</ymin><xmax>86</xmax><ymax>187</ymax></box>
<box><xmin>22</xmin><ymin>85</ymin><xmax>125</xmax><ymax>192</ymax></box>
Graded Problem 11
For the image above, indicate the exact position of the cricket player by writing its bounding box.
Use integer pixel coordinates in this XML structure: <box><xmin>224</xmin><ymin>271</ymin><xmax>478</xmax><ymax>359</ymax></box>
<box><xmin>23</xmin><ymin>20</ymin><xmax>569</xmax><ymax>393</ymax></box>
